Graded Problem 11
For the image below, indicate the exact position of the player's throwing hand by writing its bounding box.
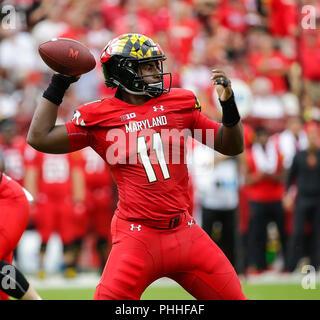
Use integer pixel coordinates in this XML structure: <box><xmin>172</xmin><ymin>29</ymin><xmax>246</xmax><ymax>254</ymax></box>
<box><xmin>211</xmin><ymin>69</ymin><xmax>232</xmax><ymax>101</ymax></box>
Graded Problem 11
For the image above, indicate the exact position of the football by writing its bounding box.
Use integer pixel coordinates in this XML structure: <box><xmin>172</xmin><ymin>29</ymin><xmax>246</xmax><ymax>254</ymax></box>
<box><xmin>38</xmin><ymin>38</ymin><xmax>96</xmax><ymax>76</ymax></box>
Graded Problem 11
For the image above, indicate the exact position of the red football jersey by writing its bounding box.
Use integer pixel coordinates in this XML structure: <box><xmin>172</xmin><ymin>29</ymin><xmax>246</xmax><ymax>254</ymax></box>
<box><xmin>81</xmin><ymin>147</ymin><xmax>112</xmax><ymax>188</ymax></box>
<box><xmin>0</xmin><ymin>136</ymin><xmax>26</xmax><ymax>186</ymax></box>
<box><xmin>24</xmin><ymin>147</ymin><xmax>83</xmax><ymax>199</ymax></box>
<box><xmin>66</xmin><ymin>88</ymin><xmax>221</xmax><ymax>222</ymax></box>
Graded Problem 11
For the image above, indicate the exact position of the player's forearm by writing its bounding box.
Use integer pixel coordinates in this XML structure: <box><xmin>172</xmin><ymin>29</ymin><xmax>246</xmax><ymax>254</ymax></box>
<box><xmin>27</xmin><ymin>74</ymin><xmax>78</xmax><ymax>153</ymax></box>
<box><xmin>27</xmin><ymin>97</ymin><xmax>58</xmax><ymax>146</ymax></box>
<box><xmin>212</xmin><ymin>83</ymin><xmax>244</xmax><ymax>156</ymax></box>
<box><xmin>27</xmin><ymin>98</ymin><xmax>69</xmax><ymax>153</ymax></box>
<box><xmin>215</xmin><ymin>121</ymin><xmax>244</xmax><ymax>156</ymax></box>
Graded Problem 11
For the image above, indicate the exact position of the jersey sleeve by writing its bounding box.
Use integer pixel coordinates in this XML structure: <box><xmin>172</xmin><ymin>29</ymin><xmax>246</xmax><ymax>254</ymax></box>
<box><xmin>65</xmin><ymin>99</ymin><xmax>110</xmax><ymax>152</ymax></box>
<box><xmin>189</xmin><ymin>95</ymin><xmax>222</xmax><ymax>148</ymax></box>
<box><xmin>65</xmin><ymin>122</ymin><xmax>94</xmax><ymax>152</ymax></box>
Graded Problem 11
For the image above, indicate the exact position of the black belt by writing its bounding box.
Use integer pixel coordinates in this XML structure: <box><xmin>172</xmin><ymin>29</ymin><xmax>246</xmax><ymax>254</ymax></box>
<box><xmin>168</xmin><ymin>214</ymin><xmax>181</xmax><ymax>229</ymax></box>
<box><xmin>122</xmin><ymin>213</ymin><xmax>184</xmax><ymax>229</ymax></box>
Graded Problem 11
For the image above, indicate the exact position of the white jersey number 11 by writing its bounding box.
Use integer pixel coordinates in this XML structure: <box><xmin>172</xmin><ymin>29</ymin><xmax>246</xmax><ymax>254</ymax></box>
<box><xmin>137</xmin><ymin>133</ymin><xmax>170</xmax><ymax>183</ymax></box>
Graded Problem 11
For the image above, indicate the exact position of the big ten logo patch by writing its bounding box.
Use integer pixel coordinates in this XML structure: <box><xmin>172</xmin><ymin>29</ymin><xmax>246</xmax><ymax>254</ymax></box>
<box><xmin>121</xmin><ymin>113</ymin><xmax>136</xmax><ymax>122</ymax></box>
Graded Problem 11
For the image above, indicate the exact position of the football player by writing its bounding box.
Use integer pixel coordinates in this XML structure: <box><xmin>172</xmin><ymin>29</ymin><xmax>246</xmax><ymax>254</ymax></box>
<box><xmin>24</xmin><ymin>147</ymin><xmax>85</xmax><ymax>279</ymax></box>
<box><xmin>27</xmin><ymin>33</ymin><xmax>246</xmax><ymax>299</ymax></box>
<box><xmin>74</xmin><ymin>147</ymin><xmax>116</xmax><ymax>273</ymax></box>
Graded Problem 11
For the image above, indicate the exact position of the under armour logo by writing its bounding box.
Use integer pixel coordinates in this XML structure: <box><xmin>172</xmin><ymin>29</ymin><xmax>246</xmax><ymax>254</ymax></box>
<box><xmin>188</xmin><ymin>220</ymin><xmax>195</xmax><ymax>227</ymax></box>
<box><xmin>130</xmin><ymin>224</ymin><xmax>141</xmax><ymax>231</ymax></box>
<box><xmin>153</xmin><ymin>105</ymin><xmax>164</xmax><ymax>112</ymax></box>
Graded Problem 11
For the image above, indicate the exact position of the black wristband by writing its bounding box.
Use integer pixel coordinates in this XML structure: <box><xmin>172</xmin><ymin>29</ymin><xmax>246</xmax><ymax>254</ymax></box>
<box><xmin>219</xmin><ymin>92</ymin><xmax>241</xmax><ymax>127</ymax></box>
<box><xmin>42</xmin><ymin>74</ymin><xmax>78</xmax><ymax>106</ymax></box>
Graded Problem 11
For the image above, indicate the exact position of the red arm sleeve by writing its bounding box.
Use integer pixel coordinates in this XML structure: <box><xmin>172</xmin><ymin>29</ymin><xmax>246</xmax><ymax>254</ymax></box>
<box><xmin>65</xmin><ymin>122</ymin><xmax>94</xmax><ymax>152</ymax></box>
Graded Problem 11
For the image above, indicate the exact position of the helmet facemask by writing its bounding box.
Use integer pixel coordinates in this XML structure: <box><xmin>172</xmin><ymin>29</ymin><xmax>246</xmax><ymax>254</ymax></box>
<box><xmin>131</xmin><ymin>58</ymin><xmax>171</xmax><ymax>97</ymax></box>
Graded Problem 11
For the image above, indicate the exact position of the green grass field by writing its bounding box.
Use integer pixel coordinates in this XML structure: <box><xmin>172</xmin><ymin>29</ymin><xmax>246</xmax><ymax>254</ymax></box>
<box><xmin>35</xmin><ymin>283</ymin><xmax>320</xmax><ymax>300</ymax></box>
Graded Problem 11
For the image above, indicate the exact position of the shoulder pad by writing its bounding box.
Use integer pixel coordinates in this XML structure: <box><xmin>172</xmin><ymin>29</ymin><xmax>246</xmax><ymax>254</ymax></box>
<box><xmin>159</xmin><ymin>88</ymin><xmax>202</xmax><ymax>112</ymax></box>
<box><xmin>71</xmin><ymin>98</ymin><xmax>118</xmax><ymax>127</ymax></box>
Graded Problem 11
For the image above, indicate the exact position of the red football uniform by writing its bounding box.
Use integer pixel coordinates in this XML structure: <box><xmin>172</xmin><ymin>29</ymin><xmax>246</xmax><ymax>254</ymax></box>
<box><xmin>25</xmin><ymin>150</ymin><xmax>82</xmax><ymax>245</ymax></box>
<box><xmin>66</xmin><ymin>88</ymin><xmax>246</xmax><ymax>300</ymax></box>
<box><xmin>66</xmin><ymin>89</ymin><xmax>219</xmax><ymax>222</ymax></box>
<box><xmin>0</xmin><ymin>173</ymin><xmax>29</xmax><ymax>300</ymax></box>
<box><xmin>77</xmin><ymin>147</ymin><xmax>115</xmax><ymax>240</ymax></box>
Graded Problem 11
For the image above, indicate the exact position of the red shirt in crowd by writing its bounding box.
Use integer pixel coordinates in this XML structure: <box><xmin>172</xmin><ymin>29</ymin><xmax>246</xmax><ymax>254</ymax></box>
<box><xmin>217</xmin><ymin>0</ymin><xmax>248</xmax><ymax>34</ymax></box>
<box><xmin>245</xmin><ymin>147</ymin><xmax>284</xmax><ymax>202</ymax></box>
<box><xmin>300</xmin><ymin>32</ymin><xmax>320</xmax><ymax>80</ymax></box>
<box><xmin>168</xmin><ymin>18</ymin><xmax>201</xmax><ymax>66</ymax></box>
<box><xmin>268</xmin><ymin>0</ymin><xmax>298</xmax><ymax>37</ymax></box>
<box><xmin>249</xmin><ymin>51</ymin><xmax>289</xmax><ymax>94</ymax></box>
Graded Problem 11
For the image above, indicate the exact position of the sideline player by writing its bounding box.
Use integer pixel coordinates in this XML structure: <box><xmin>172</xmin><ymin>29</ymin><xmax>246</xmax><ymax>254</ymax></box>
<box><xmin>27</xmin><ymin>33</ymin><xmax>246</xmax><ymax>300</ymax></box>
<box><xmin>0</xmin><ymin>118</ymin><xmax>26</xmax><ymax>187</ymax></box>
<box><xmin>74</xmin><ymin>147</ymin><xmax>116</xmax><ymax>273</ymax></box>
<box><xmin>0</xmin><ymin>156</ymin><xmax>41</xmax><ymax>300</ymax></box>
<box><xmin>24</xmin><ymin>147</ymin><xmax>85</xmax><ymax>278</ymax></box>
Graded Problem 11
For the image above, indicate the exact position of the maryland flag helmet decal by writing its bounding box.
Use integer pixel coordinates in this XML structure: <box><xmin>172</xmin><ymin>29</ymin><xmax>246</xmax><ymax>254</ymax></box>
<box><xmin>100</xmin><ymin>33</ymin><xmax>164</xmax><ymax>63</ymax></box>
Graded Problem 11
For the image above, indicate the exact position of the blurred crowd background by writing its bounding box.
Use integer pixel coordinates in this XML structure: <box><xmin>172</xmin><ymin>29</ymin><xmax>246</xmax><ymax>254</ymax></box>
<box><xmin>1</xmin><ymin>0</ymin><xmax>320</xmax><ymax>280</ymax></box>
